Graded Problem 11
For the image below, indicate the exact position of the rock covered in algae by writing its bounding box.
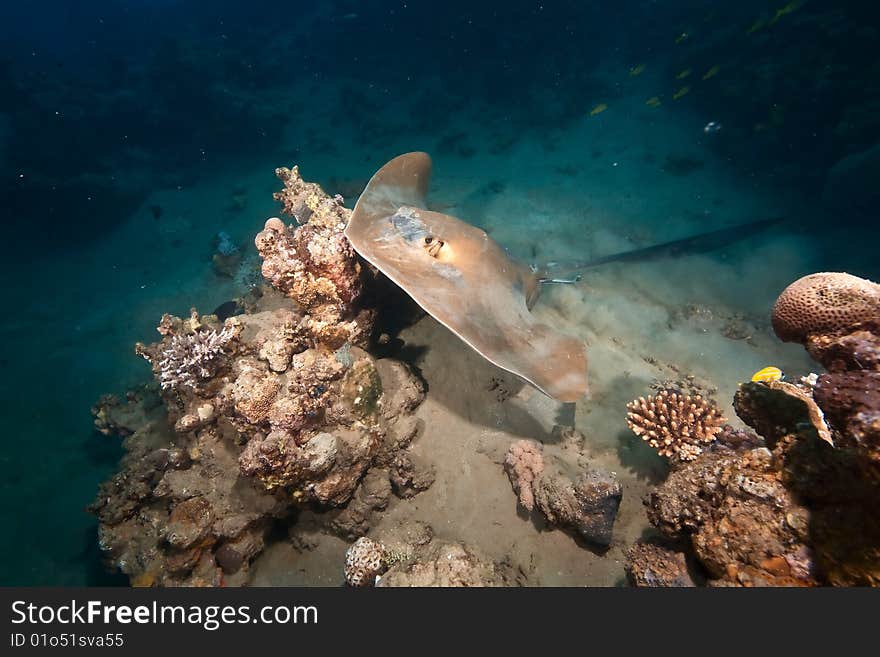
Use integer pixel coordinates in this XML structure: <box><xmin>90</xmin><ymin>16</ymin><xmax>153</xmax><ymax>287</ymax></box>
<box><xmin>625</xmin><ymin>541</ymin><xmax>697</xmax><ymax>587</ymax></box>
<box><xmin>377</xmin><ymin>541</ymin><xmax>508</xmax><ymax>587</ymax></box>
<box><xmin>533</xmin><ymin>468</ymin><xmax>623</xmax><ymax>547</ymax></box>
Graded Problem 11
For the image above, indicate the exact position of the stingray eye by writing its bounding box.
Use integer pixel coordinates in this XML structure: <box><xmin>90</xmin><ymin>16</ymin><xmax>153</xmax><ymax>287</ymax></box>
<box><xmin>424</xmin><ymin>236</ymin><xmax>433</xmax><ymax>244</ymax></box>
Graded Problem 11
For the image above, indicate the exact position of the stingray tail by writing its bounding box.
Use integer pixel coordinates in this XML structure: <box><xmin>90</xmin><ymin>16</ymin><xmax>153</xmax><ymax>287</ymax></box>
<box><xmin>528</xmin><ymin>216</ymin><xmax>783</xmax><ymax>304</ymax></box>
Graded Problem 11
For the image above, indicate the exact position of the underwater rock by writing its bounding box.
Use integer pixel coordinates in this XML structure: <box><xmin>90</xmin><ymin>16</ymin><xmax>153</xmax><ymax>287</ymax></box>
<box><xmin>645</xmin><ymin>446</ymin><xmax>817</xmax><ymax>587</ymax></box>
<box><xmin>389</xmin><ymin>452</ymin><xmax>436</xmax><ymax>499</ymax></box>
<box><xmin>327</xmin><ymin>469</ymin><xmax>392</xmax><ymax>539</ymax></box>
<box><xmin>533</xmin><ymin>468</ymin><xmax>622</xmax><ymax>547</ymax></box>
<box><xmin>734</xmin><ymin>381</ymin><xmax>833</xmax><ymax>448</ymax></box>
<box><xmin>625</xmin><ymin>541</ymin><xmax>696</xmax><ymax>587</ymax></box>
<box><xmin>377</xmin><ymin>541</ymin><xmax>508</xmax><ymax>587</ymax></box>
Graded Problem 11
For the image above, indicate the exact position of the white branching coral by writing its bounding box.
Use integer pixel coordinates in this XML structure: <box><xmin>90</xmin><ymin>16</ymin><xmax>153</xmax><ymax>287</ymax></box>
<box><xmin>148</xmin><ymin>327</ymin><xmax>237</xmax><ymax>390</ymax></box>
<box><xmin>626</xmin><ymin>389</ymin><xmax>725</xmax><ymax>461</ymax></box>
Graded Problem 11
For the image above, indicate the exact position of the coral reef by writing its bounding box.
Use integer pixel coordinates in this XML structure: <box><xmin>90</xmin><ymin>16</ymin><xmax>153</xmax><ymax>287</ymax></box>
<box><xmin>634</xmin><ymin>271</ymin><xmax>880</xmax><ymax>586</ymax></box>
<box><xmin>90</xmin><ymin>164</ymin><xmax>429</xmax><ymax>586</ymax></box>
<box><xmin>626</xmin><ymin>389</ymin><xmax>725</xmax><ymax>461</ymax></box>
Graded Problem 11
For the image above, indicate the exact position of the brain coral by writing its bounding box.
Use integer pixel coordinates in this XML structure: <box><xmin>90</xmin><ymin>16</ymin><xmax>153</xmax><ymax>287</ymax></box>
<box><xmin>772</xmin><ymin>272</ymin><xmax>880</xmax><ymax>343</ymax></box>
<box><xmin>344</xmin><ymin>537</ymin><xmax>388</xmax><ymax>587</ymax></box>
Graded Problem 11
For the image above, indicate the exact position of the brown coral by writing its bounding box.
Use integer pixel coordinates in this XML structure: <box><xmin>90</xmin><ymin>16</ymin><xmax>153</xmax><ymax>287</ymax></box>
<box><xmin>343</xmin><ymin>536</ymin><xmax>388</xmax><ymax>587</ymax></box>
<box><xmin>626</xmin><ymin>389</ymin><xmax>725</xmax><ymax>461</ymax></box>
<box><xmin>771</xmin><ymin>272</ymin><xmax>880</xmax><ymax>343</ymax></box>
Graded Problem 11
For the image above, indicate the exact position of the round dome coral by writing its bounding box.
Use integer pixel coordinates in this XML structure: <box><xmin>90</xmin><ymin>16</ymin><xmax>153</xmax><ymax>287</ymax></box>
<box><xmin>771</xmin><ymin>272</ymin><xmax>880</xmax><ymax>343</ymax></box>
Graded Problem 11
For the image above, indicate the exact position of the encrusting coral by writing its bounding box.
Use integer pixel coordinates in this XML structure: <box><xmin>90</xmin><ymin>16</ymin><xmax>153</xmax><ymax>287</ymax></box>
<box><xmin>632</xmin><ymin>270</ymin><xmax>880</xmax><ymax>587</ymax></box>
<box><xmin>503</xmin><ymin>439</ymin><xmax>544</xmax><ymax>511</ymax></box>
<box><xmin>90</xmin><ymin>163</ymin><xmax>431</xmax><ymax>587</ymax></box>
<box><xmin>626</xmin><ymin>389</ymin><xmax>725</xmax><ymax>461</ymax></box>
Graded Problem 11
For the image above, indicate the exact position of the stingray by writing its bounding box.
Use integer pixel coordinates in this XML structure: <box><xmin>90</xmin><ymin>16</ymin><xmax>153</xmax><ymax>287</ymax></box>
<box><xmin>346</xmin><ymin>152</ymin><xmax>589</xmax><ymax>402</ymax></box>
<box><xmin>346</xmin><ymin>152</ymin><xmax>782</xmax><ymax>403</ymax></box>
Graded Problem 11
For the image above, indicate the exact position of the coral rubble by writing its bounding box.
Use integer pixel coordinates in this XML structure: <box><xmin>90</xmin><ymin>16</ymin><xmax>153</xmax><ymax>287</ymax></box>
<box><xmin>91</xmin><ymin>165</ymin><xmax>429</xmax><ymax>586</ymax></box>
<box><xmin>632</xmin><ymin>271</ymin><xmax>880</xmax><ymax>586</ymax></box>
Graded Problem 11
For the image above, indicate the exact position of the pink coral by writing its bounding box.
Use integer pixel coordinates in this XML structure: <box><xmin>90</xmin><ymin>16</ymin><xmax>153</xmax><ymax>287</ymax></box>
<box><xmin>503</xmin><ymin>440</ymin><xmax>545</xmax><ymax>511</ymax></box>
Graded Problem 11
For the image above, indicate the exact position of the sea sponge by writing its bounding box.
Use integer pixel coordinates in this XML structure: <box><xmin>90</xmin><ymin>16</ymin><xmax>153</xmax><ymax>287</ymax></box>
<box><xmin>626</xmin><ymin>389</ymin><xmax>725</xmax><ymax>461</ymax></box>
<box><xmin>772</xmin><ymin>272</ymin><xmax>880</xmax><ymax>343</ymax></box>
<box><xmin>343</xmin><ymin>537</ymin><xmax>388</xmax><ymax>587</ymax></box>
<box><xmin>503</xmin><ymin>440</ymin><xmax>545</xmax><ymax>511</ymax></box>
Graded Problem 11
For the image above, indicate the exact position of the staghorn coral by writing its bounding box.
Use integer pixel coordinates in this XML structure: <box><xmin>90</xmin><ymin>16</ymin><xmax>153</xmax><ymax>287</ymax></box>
<box><xmin>140</xmin><ymin>320</ymin><xmax>238</xmax><ymax>391</ymax></box>
<box><xmin>503</xmin><ymin>439</ymin><xmax>545</xmax><ymax>511</ymax></box>
<box><xmin>626</xmin><ymin>389</ymin><xmax>725</xmax><ymax>461</ymax></box>
<box><xmin>344</xmin><ymin>537</ymin><xmax>388</xmax><ymax>587</ymax></box>
<box><xmin>771</xmin><ymin>272</ymin><xmax>880</xmax><ymax>344</ymax></box>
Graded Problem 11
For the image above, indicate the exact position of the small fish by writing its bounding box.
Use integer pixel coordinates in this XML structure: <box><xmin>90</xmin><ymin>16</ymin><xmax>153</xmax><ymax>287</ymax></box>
<box><xmin>629</xmin><ymin>64</ymin><xmax>646</xmax><ymax>76</ymax></box>
<box><xmin>751</xmin><ymin>366</ymin><xmax>784</xmax><ymax>383</ymax></box>
<box><xmin>703</xmin><ymin>121</ymin><xmax>722</xmax><ymax>134</ymax></box>
<box><xmin>645</xmin><ymin>96</ymin><xmax>662</xmax><ymax>107</ymax></box>
<box><xmin>675</xmin><ymin>32</ymin><xmax>689</xmax><ymax>44</ymax></box>
<box><xmin>672</xmin><ymin>86</ymin><xmax>690</xmax><ymax>100</ymax></box>
<box><xmin>769</xmin><ymin>0</ymin><xmax>803</xmax><ymax>26</ymax></box>
<box><xmin>676</xmin><ymin>68</ymin><xmax>692</xmax><ymax>80</ymax></box>
<box><xmin>747</xmin><ymin>18</ymin><xmax>766</xmax><ymax>34</ymax></box>
<box><xmin>590</xmin><ymin>103</ymin><xmax>608</xmax><ymax>116</ymax></box>
<box><xmin>702</xmin><ymin>65</ymin><xmax>720</xmax><ymax>80</ymax></box>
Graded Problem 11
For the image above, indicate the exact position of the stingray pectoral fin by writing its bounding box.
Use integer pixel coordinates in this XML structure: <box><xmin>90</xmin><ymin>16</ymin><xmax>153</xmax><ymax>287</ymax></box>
<box><xmin>348</xmin><ymin>152</ymin><xmax>432</xmax><ymax>231</ymax></box>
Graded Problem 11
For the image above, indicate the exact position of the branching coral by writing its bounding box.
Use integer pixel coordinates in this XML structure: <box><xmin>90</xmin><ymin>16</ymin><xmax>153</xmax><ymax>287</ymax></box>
<box><xmin>626</xmin><ymin>389</ymin><xmax>725</xmax><ymax>461</ymax></box>
<box><xmin>142</xmin><ymin>324</ymin><xmax>237</xmax><ymax>391</ymax></box>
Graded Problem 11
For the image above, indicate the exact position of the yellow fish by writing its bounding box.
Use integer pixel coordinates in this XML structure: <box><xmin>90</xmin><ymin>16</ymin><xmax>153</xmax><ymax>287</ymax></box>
<box><xmin>645</xmin><ymin>96</ymin><xmax>662</xmax><ymax>107</ymax></box>
<box><xmin>590</xmin><ymin>103</ymin><xmax>608</xmax><ymax>116</ymax></box>
<box><xmin>672</xmin><ymin>86</ymin><xmax>690</xmax><ymax>100</ymax></box>
<box><xmin>676</xmin><ymin>68</ymin><xmax>692</xmax><ymax>80</ymax></box>
<box><xmin>751</xmin><ymin>366</ymin><xmax>784</xmax><ymax>383</ymax></box>
<box><xmin>675</xmin><ymin>32</ymin><xmax>689</xmax><ymax>44</ymax></box>
<box><xmin>702</xmin><ymin>65</ymin><xmax>720</xmax><ymax>80</ymax></box>
<box><xmin>629</xmin><ymin>64</ymin><xmax>646</xmax><ymax>76</ymax></box>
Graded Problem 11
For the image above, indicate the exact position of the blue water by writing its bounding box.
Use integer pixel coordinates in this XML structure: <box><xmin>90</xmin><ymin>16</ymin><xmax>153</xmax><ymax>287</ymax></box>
<box><xmin>1</xmin><ymin>0</ymin><xmax>878</xmax><ymax>585</ymax></box>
